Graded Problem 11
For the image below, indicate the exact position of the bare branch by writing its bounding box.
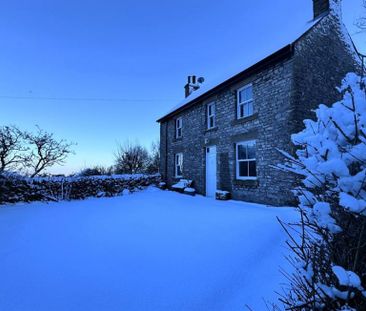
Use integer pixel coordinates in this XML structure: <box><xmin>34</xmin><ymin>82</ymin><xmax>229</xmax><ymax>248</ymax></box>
<box><xmin>0</xmin><ymin>125</ymin><xmax>28</xmax><ymax>173</ymax></box>
<box><xmin>114</xmin><ymin>140</ymin><xmax>149</xmax><ymax>174</ymax></box>
<box><xmin>25</xmin><ymin>126</ymin><xmax>75</xmax><ymax>177</ymax></box>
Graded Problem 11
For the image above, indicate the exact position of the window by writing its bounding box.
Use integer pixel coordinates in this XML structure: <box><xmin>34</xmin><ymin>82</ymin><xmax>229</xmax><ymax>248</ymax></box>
<box><xmin>237</xmin><ymin>84</ymin><xmax>254</xmax><ymax>119</ymax></box>
<box><xmin>175</xmin><ymin>153</ymin><xmax>183</xmax><ymax>178</ymax></box>
<box><xmin>176</xmin><ymin>117</ymin><xmax>182</xmax><ymax>138</ymax></box>
<box><xmin>207</xmin><ymin>102</ymin><xmax>216</xmax><ymax>129</ymax></box>
<box><xmin>236</xmin><ymin>140</ymin><xmax>257</xmax><ymax>180</ymax></box>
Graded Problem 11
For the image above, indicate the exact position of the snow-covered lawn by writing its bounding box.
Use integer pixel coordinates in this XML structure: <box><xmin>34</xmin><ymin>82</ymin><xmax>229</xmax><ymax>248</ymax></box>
<box><xmin>0</xmin><ymin>188</ymin><xmax>296</xmax><ymax>311</ymax></box>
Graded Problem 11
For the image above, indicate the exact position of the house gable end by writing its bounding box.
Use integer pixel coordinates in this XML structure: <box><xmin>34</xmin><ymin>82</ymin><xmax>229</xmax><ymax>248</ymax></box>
<box><xmin>291</xmin><ymin>11</ymin><xmax>362</xmax><ymax>133</ymax></box>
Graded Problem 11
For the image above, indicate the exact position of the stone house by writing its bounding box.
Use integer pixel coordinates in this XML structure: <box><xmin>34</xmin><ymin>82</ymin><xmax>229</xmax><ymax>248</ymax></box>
<box><xmin>157</xmin><ymin>0</ymin><xmax>362</xmax><ymax>206</ymax></box>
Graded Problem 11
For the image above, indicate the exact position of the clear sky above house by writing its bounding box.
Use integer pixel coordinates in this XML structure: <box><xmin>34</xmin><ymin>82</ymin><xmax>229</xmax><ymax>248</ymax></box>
<box><xmin>1</xmin><ymin>0</ymin><xmax>364</xmax><ymax>175</ymax></box>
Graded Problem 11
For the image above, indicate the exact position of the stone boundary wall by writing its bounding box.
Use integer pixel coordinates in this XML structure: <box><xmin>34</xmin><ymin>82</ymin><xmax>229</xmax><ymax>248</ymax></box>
<box><xmin>0</xmin><ymin>174</ymin><xmax>161</xmax><ymax>205</ymax></box>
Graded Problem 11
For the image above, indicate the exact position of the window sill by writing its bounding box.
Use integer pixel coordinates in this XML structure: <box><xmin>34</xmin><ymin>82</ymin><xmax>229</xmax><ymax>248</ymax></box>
<box><xmin>233</xmin><ymin>179</ymin><xmax>259</xmax><ymax>187</ymax></box>
<box><xmin>231</xmin><ymin>113</ymin><xmax>258</xmax><ymax>126</ymax></box>
<box><xmin>204</xmin><ymin>126</ymin><xmax>218</xmax><ymax>133</ymax></box>
<box><xmin>174</xmin><ymin>137</ymin><xmax>183</xmax><ymax>142</ymax></box>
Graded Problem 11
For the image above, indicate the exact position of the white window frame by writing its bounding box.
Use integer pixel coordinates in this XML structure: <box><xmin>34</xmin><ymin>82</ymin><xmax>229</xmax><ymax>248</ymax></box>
<box><xmin>175</xmin><ymin>153</ymin><xmax>183</xmax><ymax>178</ymax></box>
<box><xmin>237</xmin><ymin>84</ymin><xmax>254</xmax><ymax>119</ymax></box>
<box><xmin>176</xmin><ymin>117</ymin><xmax>182</xmax><ymax>139</ymax></box>
<box><xmin>207</xmin><ymin>102</ymin><xmax>216</xmax><ymax>129</ymax></box>
<box><xmin>236</xmin><ymin>140</ymin><xmax>257</xmax><ymax>180</ymax></box>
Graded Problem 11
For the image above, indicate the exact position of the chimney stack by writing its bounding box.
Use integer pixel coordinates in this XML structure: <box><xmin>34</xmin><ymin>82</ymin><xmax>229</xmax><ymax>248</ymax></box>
<box><xmin>184</xmin><ymin>75</ymin><xmax>205</xmax><ymax>98</ymax></box>
<box><xmin>313</xmin><ymin>0</ymin><xmax>330</xmax><ymax>19</ymax></box>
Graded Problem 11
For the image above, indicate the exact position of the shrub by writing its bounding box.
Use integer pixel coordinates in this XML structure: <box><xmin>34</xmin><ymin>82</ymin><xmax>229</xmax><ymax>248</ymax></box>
<box><xmin>0</xmin><ymin>174</ymin><xmax>161</xmax><ymax>204</ymax></box>
<box><xmin>79</xmin><ymin>165</ymin><xmax>113</xmax><ymax>177</ymax></box>
<box><xmin>278</xmin><ymin>73</ymin><xmax>366</xmax><ymax>310</ymax></box>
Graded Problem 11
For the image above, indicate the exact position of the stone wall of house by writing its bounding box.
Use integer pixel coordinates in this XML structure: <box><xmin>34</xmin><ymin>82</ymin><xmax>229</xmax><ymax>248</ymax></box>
<box><xmin>160</xmin><ymin>56</ymin><xmax>298</xmax><ymax>206</ymax></box>
<box><xmin>292</xmin><ymin>13</ymin><xmax>362</xmax><ymax>134</ymax></box>
<box><xmin>159</xmin><ymin>11</ymin><xmax>361</xmax><ymax>206</ymax></box>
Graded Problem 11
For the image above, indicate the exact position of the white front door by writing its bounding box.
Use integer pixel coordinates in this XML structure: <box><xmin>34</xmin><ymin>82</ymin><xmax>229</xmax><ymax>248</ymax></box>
<box><xmin>206</xmin><ymin>146</ymin><xmax>217</xmax><ymax>197</ymax></box>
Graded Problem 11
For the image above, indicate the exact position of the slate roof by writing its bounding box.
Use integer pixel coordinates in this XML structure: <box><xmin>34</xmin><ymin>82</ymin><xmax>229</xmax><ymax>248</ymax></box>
<box><xmin>157</xmin><ymin>17</ymin><xmax>323</xmax><ymax>123</ymax></box>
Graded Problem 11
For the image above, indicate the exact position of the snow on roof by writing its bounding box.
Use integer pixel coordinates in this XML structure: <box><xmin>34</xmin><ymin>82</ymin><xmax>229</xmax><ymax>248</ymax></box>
<box><xmin>158</xmin><ymin>16</ymin><xmax>324</xmax><ymax>122</ymax></box>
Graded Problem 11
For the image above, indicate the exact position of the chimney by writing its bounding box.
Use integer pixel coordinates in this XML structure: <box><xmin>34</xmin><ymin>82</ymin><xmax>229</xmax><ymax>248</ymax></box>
<box><xmin>184</xmin><ymin>75</ymin><xmax>205</xmax><ymax>98</ymax></box>
<box><xmin>313</xmin><ymin>0</ymin><xmax>330</xmax><ymax>19</ymax></box>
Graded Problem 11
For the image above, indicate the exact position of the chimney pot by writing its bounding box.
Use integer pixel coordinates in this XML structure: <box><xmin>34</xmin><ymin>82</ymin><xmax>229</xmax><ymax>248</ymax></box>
<box><xmin>184</xmin><ymin>75</ymin><xmax>204</xmax><ymax>98</ymax></box>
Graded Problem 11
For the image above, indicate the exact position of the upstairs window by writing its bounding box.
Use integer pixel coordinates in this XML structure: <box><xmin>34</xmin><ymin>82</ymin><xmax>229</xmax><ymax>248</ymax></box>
<box><xmin>237</xmin><ymin>84</ymin><xmax>254</xmax><ymax>119</ymax></box>
<box><xmin>176</xmin><ymin>117</ymin><xmax>182</xmax><ymax>138</ymax></box>
<box><xmin>175</xmin><ymin>153</ymin><xmax>183</xmax><ymax>178</ymax></box>
<box><xmin>236</xmin><ymin>140</ymin><xmax>257</xmax><ymax>180</ymax></box>
<box><xmin>207</xmin><ymin>102</ymin><xmax>216</xmax><ymax>129</ymax></box>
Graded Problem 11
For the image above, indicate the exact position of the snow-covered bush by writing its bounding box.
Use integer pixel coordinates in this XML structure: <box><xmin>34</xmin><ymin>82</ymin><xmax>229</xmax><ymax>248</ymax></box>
<box><xmin>278</xmin><ymin>73</ymin><xmax>366</xmax><ymax>310</ymax></box>
<box><xmin>0</xmin><ymin>174</ymin><xmax>161</xmax><ymax>204</ymax></box>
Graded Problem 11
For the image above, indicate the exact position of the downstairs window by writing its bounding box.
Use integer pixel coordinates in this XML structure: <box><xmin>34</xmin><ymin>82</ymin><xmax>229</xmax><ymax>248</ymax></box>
<box><xmin>236</xmin><ymin>140</ymin><xmax>257</xmax><ymax>180</ymax></box>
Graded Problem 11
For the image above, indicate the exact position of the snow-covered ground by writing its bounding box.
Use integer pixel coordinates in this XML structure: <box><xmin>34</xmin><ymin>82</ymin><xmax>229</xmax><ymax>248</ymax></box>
<box><xmin>0</xmin><ymin>188</ymin><xmax>296</xmax><ymax>311</ymax></box>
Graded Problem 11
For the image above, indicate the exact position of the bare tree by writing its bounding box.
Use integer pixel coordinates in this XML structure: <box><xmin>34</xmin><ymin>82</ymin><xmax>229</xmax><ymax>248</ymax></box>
<box><xmin>146</xmin><ymin>139</ymin><xmax>160</xmax><ymax>174</ymax></box>
<box><xmin>25</xmin><ymin>126</ymin><xmax>74</xmax><ymax>178</ymax></box>
<box><xmin>114</xmin><ymin>140</ymin><xmax>149</xmax><ymax>174</ymax></box>
<box><xmin>0</xmin><ymin>125</ymin><xmax>28</xmax><ymax>173</ymax></box>
<box><xmin>356</xmin><ymin>0</ymin><xmax>366</xmax><ymax>32</ymax></box>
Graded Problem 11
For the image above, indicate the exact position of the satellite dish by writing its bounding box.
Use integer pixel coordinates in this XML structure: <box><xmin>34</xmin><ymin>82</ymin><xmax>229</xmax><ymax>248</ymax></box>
<box><xmin>197</xmin><ymin>77</ymin><xmax>205</xmax><ymax>84</ymax></box>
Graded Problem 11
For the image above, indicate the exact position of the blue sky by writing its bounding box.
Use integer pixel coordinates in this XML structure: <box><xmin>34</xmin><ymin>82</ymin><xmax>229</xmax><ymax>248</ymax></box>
<box><xmin>1</xmin><ymin>0</ymin><xmax>364</xmax><ymax>174</ymax></box>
